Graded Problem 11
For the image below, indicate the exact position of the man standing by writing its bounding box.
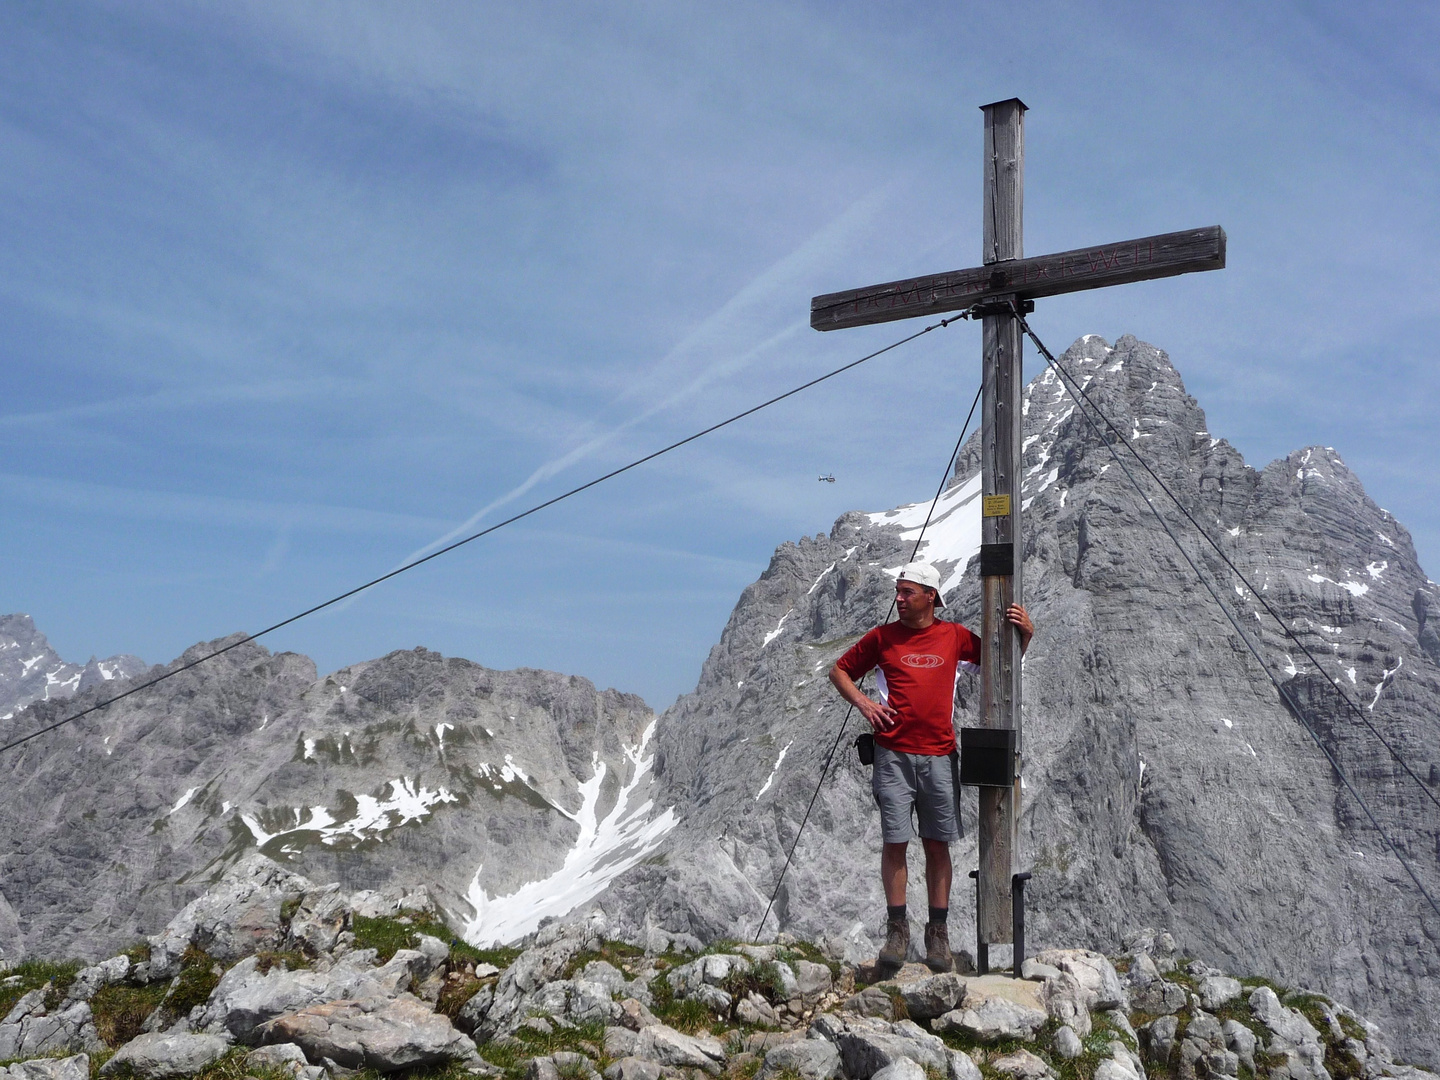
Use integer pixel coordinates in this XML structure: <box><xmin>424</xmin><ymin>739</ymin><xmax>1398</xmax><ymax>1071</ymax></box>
<box><xmin>828</xmin><ymin>562</ymin><xmax>1033</xmax><ymax>972</ymax></box>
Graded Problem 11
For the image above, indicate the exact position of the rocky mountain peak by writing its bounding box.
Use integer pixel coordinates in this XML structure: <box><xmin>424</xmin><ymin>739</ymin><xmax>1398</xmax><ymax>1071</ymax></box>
<box><xmin>0</xmin><ymin>613</ymin><xmax>145</xmax><ymax>721</ymax></box>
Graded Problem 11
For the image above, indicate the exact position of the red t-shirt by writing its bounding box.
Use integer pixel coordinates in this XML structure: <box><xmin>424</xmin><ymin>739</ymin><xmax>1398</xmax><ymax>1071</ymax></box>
<box><xmin>836</xmin><ymin>619</ymin><xmax>981</xmax><ymax>756</ymax></box>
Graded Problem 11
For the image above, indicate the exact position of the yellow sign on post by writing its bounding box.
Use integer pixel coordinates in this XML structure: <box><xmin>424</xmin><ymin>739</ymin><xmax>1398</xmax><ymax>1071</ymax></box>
<box><xmin>982</xmin><ymin>494</ymin><xmax>1012</xmax><ymax>517</ymax></box>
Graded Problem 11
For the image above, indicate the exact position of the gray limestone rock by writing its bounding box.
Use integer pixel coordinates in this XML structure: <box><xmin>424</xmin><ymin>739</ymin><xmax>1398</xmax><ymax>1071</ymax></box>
<box><xmin>842</xmin><ymin>986</ymin><xmax>895</xmax><ymax>1020</ymax></box>
<box><xmin>1221</xmin><ymin>1019</ymin><xmax>1256</xmax><ymax>1073</ymax></box>
<box><xmin>830</xmin><ymin>1016</ymin><xmax>948</xmax><ymax>1079</ymax></box>
<box><xmin>1040</xmin><ymin>971</ymin><xmax>1092</xmax><ymax>1038</ymax></box>
<box><xmin>0</xmin><ymin>1056</ymin><xmax>90</xmax><ymax>1080</ymax></box>
<box><xmin>258</xmin><ymin>992</ymin><xmax>479</xmax><ymax>1073</ymax></box>
<box><xmin>757</xmin><ymin>1039</ymin><xmax>841</xmax><ymax>1080</ymax></box>
<box><xmin>1248</xmin><ymin>987</ymin><xmax>1328</xmax><ymax>1080</ymax></box>
<box><xmin>794</xmin><ymin>960</ymin><xmax>834</xmax><ymax>1004</ymax></box>
<box><xmin>932</xmin><ymin>997</ymin><xmax>1047</xmax><ymax>1043</ymax></box>
<box><xmin>603</xmin><ymin>1058</ymin><xmax>661</xmax><ymax>1080</ymax></box>
<box><xmin>870</xmin><ymin>1059</ymin><xmax>926</xmax><ymax>1080</ymax></box>
<box><xmin>989</xmin><ymin>1049</ymin><xmax>1053</xmax><ymax>1079</ymax></box>
<box><xmin>197</xmin><ymin>948</ymin><xmax>420</xmax><ymax>1042</ymax></box>
<box><xmin>99</xmin><ymin>1032</ymin><xmax>232</xmax><ymax>1079</ymax></box>
<box><xmin>0</xmin><ymin>999</ymin><xmax>103</xmax><ymax>1060</ymax></box>
<box><xmin>630</xmin><ymin>1024</ymin><xmax>726</xmax><ymax>1073</ymax></box>
<box><xmin>946</xmin><ymin>1050</ymin><xmax>982</xmax><ymax>1080</ymax></box>
<box><xmin>1198</xmin><ymin>975</ymin><xmax>1242</xmax><ymax>1011</ymax></box>
<box><xmin>1053</xmin><ymin>1026</ymin><xmax>1083</xmax><ymax>1060</ymax></box>
<box><xmin>1139</xmin><ymin>1015</ymin><xmax>1179</xmax><ymax>1063</ymax></box>
<box><xmin>148</xmin><ymin>853</ymin><xmax>313</xmax><ymax>978</ymax></box>
<box><xmin>896</xmin><ymin>973</ymin><xmax>965</xmax><ymax>1020</ymax></box>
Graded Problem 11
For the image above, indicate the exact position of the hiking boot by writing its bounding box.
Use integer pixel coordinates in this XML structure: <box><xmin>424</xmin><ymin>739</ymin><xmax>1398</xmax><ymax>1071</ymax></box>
<box><xmin>924</xmin><ymin>921</ymin><xmax>953</xmax><ymax>973</ymax></box>
<box><xmin>878</xmin><ymin>918</ymin><xmax>909</xmax><ymax>969</ymax></box>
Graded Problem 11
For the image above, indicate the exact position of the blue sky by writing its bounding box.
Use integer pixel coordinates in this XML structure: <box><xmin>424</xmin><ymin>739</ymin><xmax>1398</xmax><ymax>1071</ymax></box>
<box><xmin>4</xmin><ymin>2</ymin><xmax>1438</xmax><ymax>709</ymax></box>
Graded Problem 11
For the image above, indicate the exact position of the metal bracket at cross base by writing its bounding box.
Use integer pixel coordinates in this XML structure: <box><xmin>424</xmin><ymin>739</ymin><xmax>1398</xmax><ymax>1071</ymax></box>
<box><xmin>969</xmin><ymin>869</ymin><xmax>1033</xmax><ymax>976</ymax></box>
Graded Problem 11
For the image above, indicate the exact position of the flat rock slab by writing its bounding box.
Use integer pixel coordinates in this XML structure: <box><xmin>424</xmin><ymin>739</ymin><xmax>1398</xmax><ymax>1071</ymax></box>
<box><xmin>0</xmin><ymin>1055</ymin><xmax>90</xmax><ymax>1080</ymax></box>
<box><xmin>100</xmin><ymin>1032</ymin><xmax>232</xmax><ymax>1079</ymax></box>
<box><xmin>632</xmin><ymin>1024</ymin><xmax>726</xmax><ymax>1074</ymax></box>
<box><xmin>261</xmin><ymin>993</ymin><xmax>478</xmax><ymax>1073</ymax></box>
<box><xmin>958</xmin><ymin>975</ymin><xmax>1043</xmax><ymax>1012</ymax></box>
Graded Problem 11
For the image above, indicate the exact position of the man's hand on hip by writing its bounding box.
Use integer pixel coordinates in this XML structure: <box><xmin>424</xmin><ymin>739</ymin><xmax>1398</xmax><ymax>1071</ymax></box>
<box><xmin>858</xmin><ymin>695</ymin><xmax>898</xmax><ymax>733</ymax></box>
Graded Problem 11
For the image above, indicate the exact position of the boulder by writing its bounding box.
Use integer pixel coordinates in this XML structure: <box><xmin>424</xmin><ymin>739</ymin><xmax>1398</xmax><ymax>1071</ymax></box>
<box><xmin>897</xmin><ymin>973</ymin><xmax>966</xmax><ymax>1020</ymax></box>
<box><xmin>286</xmin><ymin>885</ymin><xmax>350</xmax><ymax>956</ymax></box>
<box><xmin>99</xmin><ymin>1032</ymin><xmax>232</xmax><ymax>1079</ymax></box>
<box><xmin>1040</xmin><ymin>972</ymin><xmax>1092</xmax><ymax>1038</ymax></box>
<box><xmin>1221</xmin><ymin>1019</ymin><xmax>1257</xmax><ymax>1072</ymax></box>
<box><xmin>1032</xmin><ymin>949</ymin><xmax>1126</xmax><ymax>1010</ymax></box>
<box><xmin>1198</xmin><ymin>975</ymin><xmax>1243</xmax><ymax>1011</ymax></box>
<box><xmin>259</xmin><ymin>992</ymin><xmax>480</xmax><ymax>1073</ymax></box>
<box><xmin>1138</xmin><ymin>1016</ymin><xmax>1179</xmax><ymax>1063</ymax></box>
<box><xmin>737</xmin><ymin>991</ymin><xmax>779</xmax><ymax>1027</ymax></box>
<box><xmin>244</xmin><ymin>1042</ymin><xmax>327</xmax><ymax>1080</ymax></box>
<box><xmin>631</xmin><ymin>1024</ymin><xmax>726</xmax><ymax>1073</ymax></box>
<box><xmin>990</xmin><ymin>1049</ymin><xmax>1053</xmax><ymax>1079</ymax></box>
<box><xmin>830</xmin><ymin>1016</ymin><xmax>948</xmax><ymax>1079</ymax></box>
<box><xmin>1130</xmin><ymin>978</ymin><xmax>1187</xmax><ymax>1016</ymax></box>
<box><xmin>757</xmin><ymin>1038</ymin><xmax>842</xmax><ymax>1080</ymax></box>
<box><xmin>1248</xmin><ymin>987</ymin><xmax>1328</xmax><ymax>1080</ymax></box>
<box><xmin>842</xmin><ymin>986</ymin><xmax>895</xmax><ymax>1020</ymax></box>
<box><xmin>870</xmin><ymin>1059</ymin><xmax>926</xmax><ymax>1080</ymax></box>
<box><xmin>0</xmin><ymin>998</ymin><xmax>103</xmax><ymax>1060</ymax></box>
<box><xmin>1053</xmin><ymin>1026</ymin><xmax>1083</xmax><ymax>1060</ymax></box>
<box><xmin>795</xmin><ymin>961</ymin><xmax>834</xmax><ymax>1003</ymax></box>
<box><xmin>603</xmin><ymin>1058</ymin><xmax>662</xmax><ymax>1080</ymax></box>
<box><xmin>616</xmin><ymin>998</ymin><xmax>660</xmax><ymax>1032</ymax></box>
<box><xmin>0</xmin><ymin>1055</ymin><xmax>90</xmax><ymax>1080</ymax></box>
<box><xmin>946</xmin><ymin>1050</ymin><xmax>982</xmax><ymax>1080</ymax></box>
<box><xmin>475</xmin><ymin>923</ymin><xmax>599</xmax><ymax>1040</ymax></box>
<box><xmin>64</xmin><ymin>957</ymin><xmax>131</xmax><ymax>1005</ymax></box>
<box><xmin>197</xmin><ymin>948</ymin><xmax>421</xmax><ymax>1041</ymax></box>
<box><xmin>145</xmin><ymin>854</ymin><xmax>312</xmax><ymax>978</ymax></box>
<box><xmin>933</xmin><ymin>997</ymin><xmax>1048</xmax><ymax>1043</ymax></box>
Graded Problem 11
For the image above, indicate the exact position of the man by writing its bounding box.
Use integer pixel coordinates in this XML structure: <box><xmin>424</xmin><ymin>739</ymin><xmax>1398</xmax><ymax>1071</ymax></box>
<box><xmin>828</xmin><ymin>562</ymin><xmax>1033</xmax><ymax>972</ymax></box>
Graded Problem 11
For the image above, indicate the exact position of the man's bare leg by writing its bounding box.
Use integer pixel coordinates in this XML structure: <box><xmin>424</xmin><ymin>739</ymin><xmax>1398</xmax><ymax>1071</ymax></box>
<box><xmin>921</xmin><ymin>838</ymin><xmax>954</xmax><ymax>971</ymax></box>
<box><xmin>878</xmin><ymin>842</ymin><xmax>910</xmax><ymax>967</ymax></box>
<box><xmin>881</xmin><ymin>842</ymin><xmax>909</xmax><ymax>905</ymax></box>
<box><xmin>921</xmin><ymin>837</ymin><xmax>951</xmax><ymax>907</ymax></box>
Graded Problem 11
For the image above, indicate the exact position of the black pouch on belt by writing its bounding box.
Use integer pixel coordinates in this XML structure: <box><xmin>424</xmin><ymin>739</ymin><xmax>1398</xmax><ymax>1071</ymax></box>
<box><xmin>854</xmin><ymin>731</ymin><xmax>875</xmax><ymax>766</ymax></box>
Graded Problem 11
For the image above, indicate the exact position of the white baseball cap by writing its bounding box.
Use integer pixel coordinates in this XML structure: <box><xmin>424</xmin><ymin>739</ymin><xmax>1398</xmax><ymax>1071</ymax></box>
<box><xmin>896</xmin><ymin>562</ymin><xmax>944</xmax><ymax>606</ymax></box>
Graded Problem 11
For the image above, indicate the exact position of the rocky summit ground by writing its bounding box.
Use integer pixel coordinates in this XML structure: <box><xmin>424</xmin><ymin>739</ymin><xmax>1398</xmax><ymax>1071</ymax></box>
<box><xmin>1</xmin><ymin>856</ymin><xmax>1432</xmax><ymax>1080</ymax></box>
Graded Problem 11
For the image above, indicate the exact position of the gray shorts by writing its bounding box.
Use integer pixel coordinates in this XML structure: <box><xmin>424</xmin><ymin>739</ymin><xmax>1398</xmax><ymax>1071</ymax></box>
<box><xmin>872</xmin><ymin>743</ymin><xmax>960</xmax><ymax>844</ymax></box>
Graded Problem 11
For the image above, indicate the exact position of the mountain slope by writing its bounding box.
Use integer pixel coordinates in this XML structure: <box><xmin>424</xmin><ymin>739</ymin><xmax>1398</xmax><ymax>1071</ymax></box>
<box><xmin>0</xmin><ymin>639</ymin><xmax>673</xmax><ymax>966</ymax></box>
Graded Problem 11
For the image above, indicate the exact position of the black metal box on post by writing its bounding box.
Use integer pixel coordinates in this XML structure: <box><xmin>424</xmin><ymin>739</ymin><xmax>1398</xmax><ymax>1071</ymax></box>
<box><xmin>959</xmin><ymin>726</ymin><xmax>1018</xmax><ymax>787</ymax></box>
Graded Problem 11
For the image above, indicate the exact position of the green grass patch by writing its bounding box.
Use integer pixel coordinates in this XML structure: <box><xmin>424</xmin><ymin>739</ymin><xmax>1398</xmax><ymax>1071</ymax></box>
<box><xmin>351</xmin><ymin>913</ymin><xmax>518</xmax><ymax>969</ymax></box>
<box><xmin>0</xmin><ymin>959</ymin><xmax>83</xmax><ymax>1017</ymax></box>
<box><xmin>121</xmin><ymin>941</ymin><xmax>152</xmax><ymax>967</ymax></box>
<box><xmin>647</xmin><ymin>972</ymin><xmax>716</xmax><ymax>1034</ymax></box>
<box><xmin>560</xmin><ymin>939</ymin><xmax>646</xmax><ymax>980</ymax></box>
<box><xmin>91</xmin><ymin>983</ymin><xmax>167</xmax><ymax>1047</ymax></box>
<box><xmin>436</xmin><ymin>973</ymin><xmax>488</xmax><ymax>1021</ymax></box>
<box><xmin>254</xmin><ymin>950</ymin><xmax>310</xmax><ymax>975</ymax></box>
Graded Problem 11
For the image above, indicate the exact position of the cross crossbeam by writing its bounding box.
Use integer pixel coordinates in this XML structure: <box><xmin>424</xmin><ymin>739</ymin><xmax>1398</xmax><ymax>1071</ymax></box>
<box><xmin>811</xmin><ymin>225</ymin><xmax>1224</xmax><ymax>332</ymax></box>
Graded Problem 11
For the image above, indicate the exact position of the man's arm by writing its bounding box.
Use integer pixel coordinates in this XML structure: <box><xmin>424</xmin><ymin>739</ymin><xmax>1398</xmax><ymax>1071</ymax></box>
<box><xmin>828</xmin><ymin>664</ymin><xmax>898</xmax><ymax>733</ymax></box>
<box><xmin>1007</xmin><ymin>604</ymin><xmax>1035</xmax><ymax>654</ymax></box>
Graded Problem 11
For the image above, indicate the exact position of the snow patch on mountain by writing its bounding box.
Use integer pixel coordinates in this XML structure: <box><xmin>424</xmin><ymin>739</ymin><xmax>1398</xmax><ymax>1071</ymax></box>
<box><xmin>461</xmin><ymin>719</ymin><xmax>677</xmax><ymax>946</ymax></box>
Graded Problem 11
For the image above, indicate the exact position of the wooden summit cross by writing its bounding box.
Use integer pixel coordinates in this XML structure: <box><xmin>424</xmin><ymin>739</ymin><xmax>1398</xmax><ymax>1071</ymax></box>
<box><xmin>810</xmin><ymin>99</ymin><xmax>1224</xmax><ymax>970</ymax></box>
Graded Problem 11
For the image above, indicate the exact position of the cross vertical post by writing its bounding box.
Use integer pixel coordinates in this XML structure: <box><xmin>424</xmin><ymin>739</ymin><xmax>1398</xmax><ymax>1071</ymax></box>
<box><xmin>976</xmin><ymin>98</ymin><xmax>1026</xmax><ymax>956</ymax></box>
<box><xmin>809</xmin><ymin>99</ymin><xmax>1224</xmax><ymax>973</ymax></box>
